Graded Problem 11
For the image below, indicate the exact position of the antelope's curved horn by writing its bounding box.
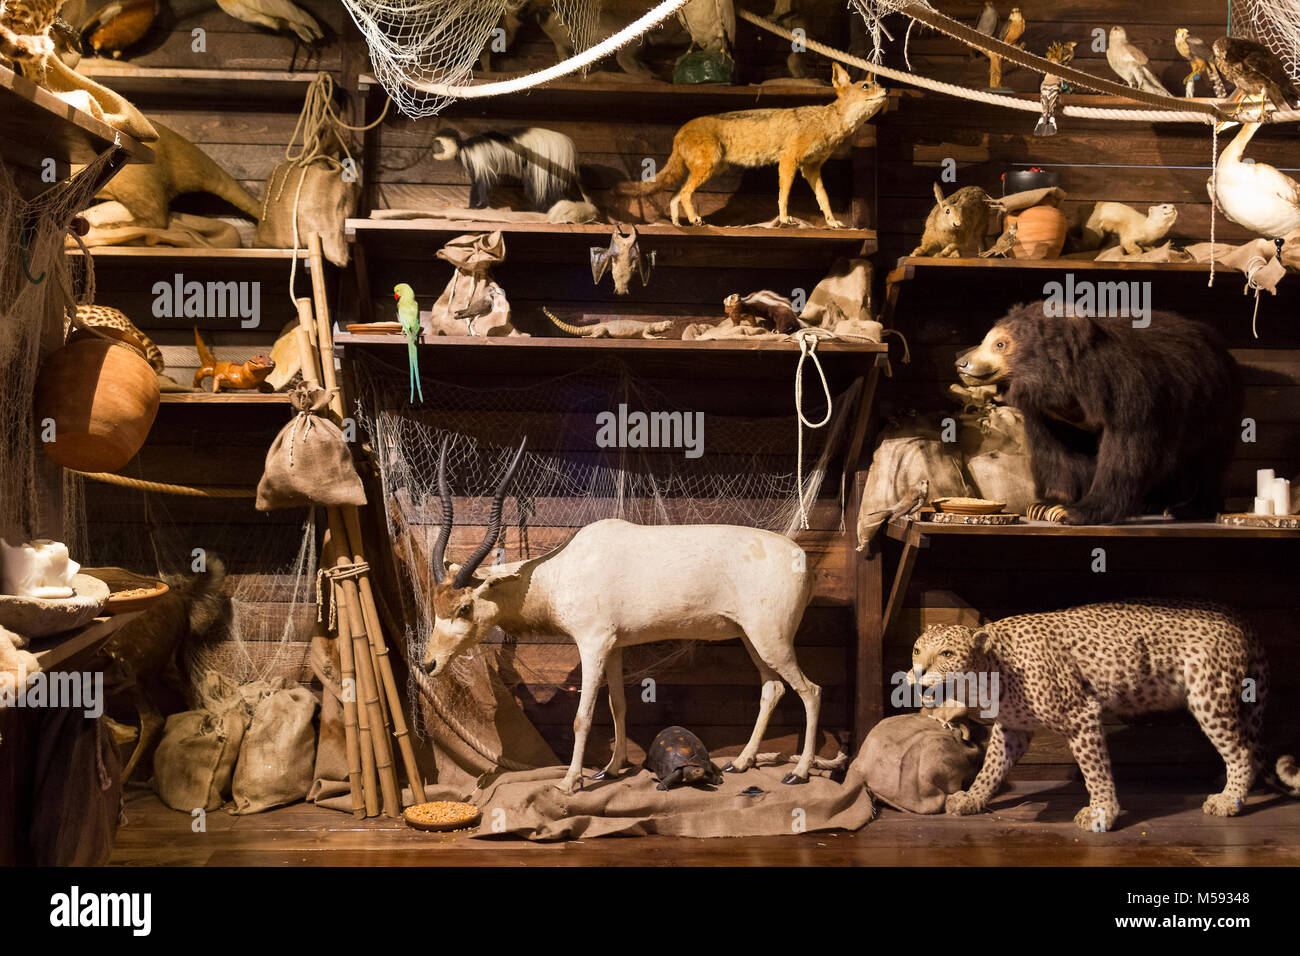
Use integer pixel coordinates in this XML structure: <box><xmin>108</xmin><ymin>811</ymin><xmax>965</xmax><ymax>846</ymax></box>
<box><xmin>431</xmin><ymin>437</ymin><xmax>453</xmax><ymax>584</ymax></box>
<box><xmin>452</xmin><ymin>437</ymin><xmax>527</xmax><ymax>589</ymax></box>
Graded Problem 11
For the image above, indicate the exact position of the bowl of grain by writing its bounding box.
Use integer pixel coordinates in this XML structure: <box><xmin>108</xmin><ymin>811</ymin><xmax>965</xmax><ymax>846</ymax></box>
<box><xmin>81</xmin><ymin>567</ymin><xmax>170</xmax><ymax>614</ymax></box>
<box><xmin>932</xmin><ymin>497</ymin><xmax>1006</xmax><ymax>516</ymax></box>
<box><xmin>403</xmin><ymin>801</ymin><xmax>482</xmax><ymax>832</ymax></box>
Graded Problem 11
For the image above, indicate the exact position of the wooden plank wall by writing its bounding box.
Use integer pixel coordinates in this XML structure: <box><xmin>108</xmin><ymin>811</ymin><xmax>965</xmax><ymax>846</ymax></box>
<box><xmin>870</xmin><ymin>1</ymin><xmax>1300</xmax><ymax>779</ymax></box>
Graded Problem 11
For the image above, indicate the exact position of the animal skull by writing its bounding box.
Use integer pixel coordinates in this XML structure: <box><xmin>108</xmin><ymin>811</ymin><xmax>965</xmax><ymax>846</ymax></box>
<box><xmin>591</xmin><ymin>224</ymin><xmax>654</xmax><ymax>295</ymax></box>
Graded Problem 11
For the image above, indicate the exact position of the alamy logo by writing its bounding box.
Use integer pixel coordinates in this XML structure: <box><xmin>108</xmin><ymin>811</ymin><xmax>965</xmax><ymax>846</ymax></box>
<box><xmin>595</xmin><ymin>404</ymin><xmax>704</xmax><ymax>459</ymax></box>
<box><xmin>890</xmin><ymin>669</ymin><xmax>1000</xmax><ymax>718</ymax></box>
<box><xmin>152</xmin><ymin>274</ymin><xmax>261</xmax><ymax>328</ymax></box>
<box><xmin>1042</xmin><ymin>273</ymin><xmax>1151</xmax><ymax>328</ymax></box>
<box><xmin>0</xmin><ymin>671</ymin><xmax>102</xmax><ymax>718</ymax></box>
<box><xmin>49</xmin><ymin>886</ymin><xmax>151</xmax><ymax>936</ymax></box>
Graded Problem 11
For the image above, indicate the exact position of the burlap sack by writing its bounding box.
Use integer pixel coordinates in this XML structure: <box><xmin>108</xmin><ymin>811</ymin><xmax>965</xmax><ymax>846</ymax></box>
<box><xmin>849</xmin><ymin>713</ymin><xmax>987</xmax><ymax>814</ymax></box>
<box><xmin>957</xmin><ymin>397</ymin><xmax>1036</xmax><ymax>514</ymax></box>
<box><xmin>256</xmin><ymin>383</ymin><xmax>366</xmax><ymax>510</ymax></box>
<box><xmin>254</xmin><ymin>162</ymin><xmax>359</xmax><ymax>266</ymax></box>
<box><xmin>231</xmin><ymin>686</ymin><xmax>318</xmax><ymax>814</ymax></box>
<box><xmin>800</xmin><ymin>257</ymin><xmax>873</xmax><ymax>326</ymax></box>
<box><xmin>427</xmin><ymin>232</ymin><xmax>522</xmax><ymax>337</ymax></box>
<box><xmin>856</xmin><ymin>421</ymin><xmax>971</xmax><ymax>553</ymax></box>
<box><xmin>153</xmin><ymin>707</ymin><xmax>248</xmax><ymax>812</ymax></box>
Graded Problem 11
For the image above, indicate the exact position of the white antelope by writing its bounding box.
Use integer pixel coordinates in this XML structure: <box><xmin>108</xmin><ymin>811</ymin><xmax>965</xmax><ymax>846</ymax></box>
<box><xmin>418</xmin><ymin>439</ymin><xmax>822</xmax><ymax>793</ymax></box>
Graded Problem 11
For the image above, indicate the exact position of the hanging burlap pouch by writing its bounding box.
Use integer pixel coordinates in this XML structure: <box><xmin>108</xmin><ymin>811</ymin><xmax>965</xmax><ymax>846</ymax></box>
<box><xmin>254</xmin><ymin>161</ymin><xmax>358</xmax><ymax>266</ymax></box>
<box><xmin>257</xmin><ymin>383</ymin><xmax>366</xmax><ymax>510</ymax></box>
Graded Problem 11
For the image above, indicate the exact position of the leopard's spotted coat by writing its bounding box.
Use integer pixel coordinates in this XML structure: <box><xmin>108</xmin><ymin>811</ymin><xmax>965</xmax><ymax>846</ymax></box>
<box><xmin>911</xmin><ymin>599</ymin><xmax>1299</xmax><ymax>831</ymax></box>
<box><xmin>70</xmin><ymin>304</ymin><xmax>164</xmax><ymax>372</ymax></box>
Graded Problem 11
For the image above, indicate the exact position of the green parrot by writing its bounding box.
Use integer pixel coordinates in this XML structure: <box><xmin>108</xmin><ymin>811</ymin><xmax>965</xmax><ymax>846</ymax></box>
<box><xmin>393</xmin><ymin>282</ymin><xmax>423</xmax><ymax>403</ymax></box>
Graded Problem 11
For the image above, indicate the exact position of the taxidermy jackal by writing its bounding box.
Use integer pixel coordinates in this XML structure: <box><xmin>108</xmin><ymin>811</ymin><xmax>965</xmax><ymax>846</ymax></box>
<box><xmin>620</xmin><ymin>64</ymin><xmax>887</xmax><ymax>227</ymax></box>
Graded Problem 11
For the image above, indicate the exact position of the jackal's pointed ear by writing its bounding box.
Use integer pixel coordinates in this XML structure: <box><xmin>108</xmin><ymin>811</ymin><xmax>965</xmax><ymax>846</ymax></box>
<box><xmin>831</xmin><ymin>63</ymin><xmax>851</xmax><ymax>89</ymax></box>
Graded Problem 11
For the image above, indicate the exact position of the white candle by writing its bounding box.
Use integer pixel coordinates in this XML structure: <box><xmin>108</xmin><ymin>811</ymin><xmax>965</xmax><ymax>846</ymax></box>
<box><xmin>1257</xmin><ymin>469</ymin><xmax>1276</xmax><ymax>499</ymax></box>
<box><xmin>0</xmin><ymin>539</ymin><xmax>79</xmax><ymax>599</ymax></box>
<box><xmin>1254</xmin><ymin>497</ymin><xmax>1274</xmax><ymax>516</ymax></box>
<box><xmin>1272</xmin><ymin>477</ymin><xmax>1291</xmax><ymax>517</ymax></box>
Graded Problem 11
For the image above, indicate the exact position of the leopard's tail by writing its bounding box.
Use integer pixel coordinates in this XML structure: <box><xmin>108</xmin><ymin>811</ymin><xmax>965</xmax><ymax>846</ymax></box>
<box><xmin>1259</xmin><ymin>753</ymin><xmax>1300</xmax><ymax>798</ymax></box>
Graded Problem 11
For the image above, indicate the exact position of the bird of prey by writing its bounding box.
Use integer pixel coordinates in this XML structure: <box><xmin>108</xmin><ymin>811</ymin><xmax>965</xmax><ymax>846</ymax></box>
<box><xmin>988</xmin><ymin>7</ymin><xmax>1024</xmax><ymax>89</ymax></box>
<box><xmin>1213</xmin><ymin>36</ymin><xmax>1300</xmax><ymax>114</ymax></box>
<box><xmin>216</xmin><ymin>0</ymin><xmax>323</xmax><ymax>44</ymax></box>
<box><xmin>394</xmin><ymin>283</ymin><xmax>423</xmax><ymax>403</ymax></box>
<box><xmin>1036</xmin><ymin>40</ymin><xmax>1075</xmax><ymax>136</ymax></box>
<box><xmin>1174</xmin><ymin>28</ymin><xmax>1225</xmax><ymax>97</ymax></box>
<box><xmin>1106</xmin><ymin>25</ymin><xmax>1169</xmax><ymax>96</ymax></box>
<box><xmin>971</xmin><ymin>1</ymin><xmax>998</xmax><ymax>59</ymax></box>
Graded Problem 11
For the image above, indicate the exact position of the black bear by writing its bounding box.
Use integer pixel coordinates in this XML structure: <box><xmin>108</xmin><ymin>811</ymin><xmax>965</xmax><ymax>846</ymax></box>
<box><xmin>956</xmin><ymin>301</ymin><xmax>1241</xmax><ymax>524</ymax></box>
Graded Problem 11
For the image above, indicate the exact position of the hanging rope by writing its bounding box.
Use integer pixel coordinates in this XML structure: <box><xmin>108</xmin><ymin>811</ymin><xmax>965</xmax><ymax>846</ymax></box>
<box><xmin>793</xmin><ymin>329</ymin><xmax>833</xmax><ymax>530</ymax></box>
<box><xmin>740</xmin><ymin>9</ymin><xmax>1295</xmax><ymax>125</ymax></box>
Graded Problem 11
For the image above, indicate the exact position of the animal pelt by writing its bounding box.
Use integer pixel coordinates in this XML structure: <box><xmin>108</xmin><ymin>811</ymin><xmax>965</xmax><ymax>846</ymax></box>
<box><xmin>432</xmin><ymin>127</ymin><xmax>583</xmax><ymax>212</ymax></box>
<box><xmin>97</xmin><ymin>555</ymin><xmax>228</xmax><ymax>782</ymax></box>
<box><xmin>80</xmin><ymin>119</ymin><xmax>262</xmax><ymax>230</ymax></box>
<box><xmin>724</xmin><ymin>290</ymin><xmax>799</xmax><ymax>332</ymax></box>
<box><xmin>957</xmin><ymin>302</ymin><xmax>1241</xmax><ymax>524</ymax></box>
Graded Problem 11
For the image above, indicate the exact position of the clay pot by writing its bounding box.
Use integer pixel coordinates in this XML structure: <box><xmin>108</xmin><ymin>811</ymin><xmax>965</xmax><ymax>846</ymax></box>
<box><xmin>34</xmin><ymin>338</ymin><xmax>160</xmax><ymax>473</ymax></box>
<box><xmin>1008</xmin><ymin>204</ymin><xmax>1068</xmax><ymax>259</ymax></box>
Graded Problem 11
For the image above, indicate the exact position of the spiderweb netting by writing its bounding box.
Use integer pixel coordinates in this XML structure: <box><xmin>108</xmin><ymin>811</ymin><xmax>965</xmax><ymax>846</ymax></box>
<box><xmin>343</xmin><ymin>0</ymin><xmax>603</xmax><ymax>117</ymax></box>
<box><xmin>66</xmin><ymin>475</ymin><xmax>321</xmax><ymax>695</ymax></box>
<box><xmin>351</xmin><ymin>351</ymin><xmax>858</xmax><ymax>755</ymax></box>
<box><xmin>0</xmin><ymin>150</ymin><xmax>117</xmax><ymax>544</ymax></box>
<box><xmin>1231</xmin><ymin>0</ymin><xmax>1300</xmax><ymax>83</ymax></box>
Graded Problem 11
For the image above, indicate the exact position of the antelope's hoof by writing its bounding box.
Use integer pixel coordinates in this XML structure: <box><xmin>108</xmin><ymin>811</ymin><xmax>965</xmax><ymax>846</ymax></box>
<box><xmin>723</xmin><ymin>761</ymin><xmax>745</xmax><ymax>774</ymax></box>
<box><xmin>590</xmin><ymin>769</ymin><xmax>609</xmax><ymax>781</ymax></box>
<box><xmin>781</xmin><ymin>772</ymin><xmax>809</xmax><ymax>786</ymax></box>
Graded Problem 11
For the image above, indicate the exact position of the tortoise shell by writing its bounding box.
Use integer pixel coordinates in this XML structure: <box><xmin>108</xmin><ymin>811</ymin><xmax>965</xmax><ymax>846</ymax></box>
<box><xmin>645</xmin><ymin>725</ymin><xmax>725</xmax><ymax>790</ymax></box>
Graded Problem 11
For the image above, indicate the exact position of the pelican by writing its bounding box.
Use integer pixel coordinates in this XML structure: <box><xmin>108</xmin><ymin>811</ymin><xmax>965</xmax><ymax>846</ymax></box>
<box><xmin>1207</xmin><ymin>121</ymin><xmax>1300</xmax><ymax>239</ymax></box>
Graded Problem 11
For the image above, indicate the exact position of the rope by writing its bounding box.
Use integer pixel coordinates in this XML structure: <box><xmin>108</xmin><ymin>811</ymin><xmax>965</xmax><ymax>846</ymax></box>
<box><xmin>1245</xmin><ymin>255</ymin><xmax>1270</xmax><ymax>338</ymax></box>
<box><xmin>70</xmin><ymin>471</ymin><xmax>256</xmax><ymax>498</ymax></box>
<box><xmin>794</xmin><ymin>329</ymin><xmax>832</xmax><ymax>530</ymax></box>
<box><xmin>317</xmin><ymin>561</ymin><xmax>372</xmax><ymax>630</ymax></box>
<box><xmin>740</xmin><ymin>9</ymin><xmax>1300</xmax><ymax>126</ymax></box>
<box><xmin>401</xmin><ymin>0</ymin><xmax>692</xmax><ymax>98</ymax></box>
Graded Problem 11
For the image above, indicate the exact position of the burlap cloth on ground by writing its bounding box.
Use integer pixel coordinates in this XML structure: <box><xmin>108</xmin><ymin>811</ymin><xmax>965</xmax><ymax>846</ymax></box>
<box><xmin>848</xmin><ymin>713</ymin><xmax>987</xmax><ymax>815</ymax></box>
<box><xmin>320</xmin><ymin>762</ymin><xmax>873</xmax><ymax>840</ymax></box>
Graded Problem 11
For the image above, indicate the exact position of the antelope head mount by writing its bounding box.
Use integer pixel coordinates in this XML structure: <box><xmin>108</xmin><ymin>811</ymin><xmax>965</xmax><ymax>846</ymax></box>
<box><xmin>590</xmin><ymin>224</ymin><xmax>655</xmax><ymax>295</ymax></box>
<box><xmin>421</xmin><ymin>436</ymin><xmax>527</xmax><ymax>676</ymax></box>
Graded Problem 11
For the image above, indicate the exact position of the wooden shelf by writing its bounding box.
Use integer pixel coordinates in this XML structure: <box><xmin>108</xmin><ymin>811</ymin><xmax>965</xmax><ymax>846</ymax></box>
<box><xmin>887</xmin><ymin>516</ymin><xmax>1300</xmax><ymax>541</ymax></box>
<box><xmin>73</xmin><ymin>246</ymin><xmax>310</xmax><ymax>263</ymax></box>
<box><xmin>0</xmin><ymin>61</ymin><xmax>152</xmax><ymax>186</ymax></box>
<box><xmin>160</xmin><ymin>391</ymin><xmax>291</xmax><ymax>404</ymax></box>
<box><xmin>30</xmin><ymin>613</ymin><xmax>142</xmax><ymax>671</ymax></box>
<box><xmin>76</xmin><ymin>62</ymin><xmax>372</xmax><ymax>103</ymax></box>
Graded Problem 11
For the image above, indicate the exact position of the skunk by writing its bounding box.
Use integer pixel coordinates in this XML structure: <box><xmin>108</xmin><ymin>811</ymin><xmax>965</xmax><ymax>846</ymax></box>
<box><xmin>432</xmin><ymin>127</ymin><xmax>585</xmax><ymax>212</ymax></box>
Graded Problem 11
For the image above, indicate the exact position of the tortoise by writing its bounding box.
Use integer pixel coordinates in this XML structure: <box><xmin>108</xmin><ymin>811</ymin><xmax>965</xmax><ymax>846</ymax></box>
<box><xmin>645</xmin><ymin>726</ymin><xmax>725</xmax><ymax>790</ymax></box>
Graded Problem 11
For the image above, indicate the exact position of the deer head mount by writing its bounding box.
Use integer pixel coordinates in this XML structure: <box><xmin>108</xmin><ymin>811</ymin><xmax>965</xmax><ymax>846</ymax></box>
<box><xmin>590</xmin><ymin>224</ymin><xmax>655</xmax><ymax>295</ymax></box>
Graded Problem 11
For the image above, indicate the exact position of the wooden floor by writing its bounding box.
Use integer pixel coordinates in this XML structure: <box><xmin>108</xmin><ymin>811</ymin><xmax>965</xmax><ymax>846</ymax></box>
<box><xmin>110</xmin><ymin>779</ymin><xmax>1300</xmax><ymax>866</ymax></box>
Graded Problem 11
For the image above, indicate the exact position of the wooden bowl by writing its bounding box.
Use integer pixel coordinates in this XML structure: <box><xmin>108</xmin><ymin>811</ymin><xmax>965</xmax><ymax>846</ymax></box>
<box><xmin>35</xmin><ymin>339</ymin><xmax>160</xmax><ymax>473</ymax></box>
<box><xmin>81</xmin><ymin>567</ymin><xmax>170</xmax><ymax>614</ymax></box>
<box><xmin>403</xmin><ymin>801</ymin><xmax>482</xmax><ymax>832</ymax></box>
<box><xmin>933</xmin><ymin>497</ymin><xmax>1007</xmax><ymax>516</ymax></box>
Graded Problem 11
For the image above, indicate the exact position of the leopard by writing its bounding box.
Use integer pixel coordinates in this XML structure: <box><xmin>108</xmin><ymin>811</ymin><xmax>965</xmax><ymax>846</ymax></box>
<box><xmin>68</xmin><ymin>304</ymin><xmax>165</xmax><ymax>373</ymax></box>
<box><xmin>909</xmin><ymin>598</ymin><xmax>1300</xmax><ymax>832</ymax></box>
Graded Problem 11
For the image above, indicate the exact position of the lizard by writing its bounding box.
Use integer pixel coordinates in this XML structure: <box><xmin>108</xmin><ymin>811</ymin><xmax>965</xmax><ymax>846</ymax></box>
<box><xmin>193</xmin><ymin>328</ymin><xmax>276</xmax><ymax>392</ymax></box>
<box><xmin>542</xmin><ymin>308</ymin><xmax>672</xmax><ymax>339</ymax></box>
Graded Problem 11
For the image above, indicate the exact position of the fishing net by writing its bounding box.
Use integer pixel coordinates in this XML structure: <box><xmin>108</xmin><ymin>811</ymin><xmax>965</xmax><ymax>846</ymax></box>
<box><xmin>351</xmin><ymin>351</ymin><xmax>859</xmax><ymax>755</ymax></box>
<box><xmin>1231</xmin><ymin>0</ymin><xmax>1300</xmax><ymax>82</ymax></box>
<box><xmin>343</xmin><ymin>0</ymin><xmax>604</xmax><ymax>117</ymax></box>
<box><xmin>0</xmin><ymin>149</ymin><xmax>116</xmax><ymax>544</ymax></box>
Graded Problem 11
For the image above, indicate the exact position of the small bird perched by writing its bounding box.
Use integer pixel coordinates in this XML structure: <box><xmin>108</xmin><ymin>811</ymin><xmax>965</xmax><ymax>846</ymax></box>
<box><xmin>81</xmin><ymin>0</ymin><xmax>159</xmax><ymax>59</ymax></box>
<box><xmin>1106</xmin><ymin>25</ymin><xmax>1169</xmax><ymax>96</ymax></box>
<box><xmin>393</xmin><ymin>283</ymin><xmax>423</xmax><ymax>404</ymax></box>
<box><xmin>216</xmin><ymin>0</ymin><xmax>323</xmax><ymax>44</ymax></box>
<box><xmin>988</xmin><ymin>7</ymin><xmax>1024</xmax><ymax>90</ymax></box>
<box><xmin>1035</xmin><ymin>40</ymin><xmax>1075</xmax><ymax>137</ymax></box>
<box><xmin>1213</xmin><ymin>36</ymin><xmax>1300</xmax><ymax>115</ymax></box>
<box><xmin>1174</xmin><ymin>28</ymin><xmax>1225</xmax><ymax>98</ymax></box>
<box><xmin>971</xmin><ymin>1</ymin><xmax>998</xmax><ymax>59</ymax></box>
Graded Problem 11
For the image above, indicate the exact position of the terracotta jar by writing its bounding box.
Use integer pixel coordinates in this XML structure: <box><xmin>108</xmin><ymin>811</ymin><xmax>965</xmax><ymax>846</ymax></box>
<box><xmin>1008</xmin><ymin>204</ymin><xmax>1068</xmax><ymax>259</ymax></box>
<box><xmin>34</xmin><ymin>338</ymin><xmax>160</xmax><ymax>473</ymax></box>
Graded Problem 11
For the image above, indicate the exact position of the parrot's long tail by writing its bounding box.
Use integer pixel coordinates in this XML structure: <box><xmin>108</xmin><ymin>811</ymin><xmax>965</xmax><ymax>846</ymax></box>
<box><xmin>407</xmin><ymin>337</ymin><xmax>423</xmax><ymax>403</ymax></box>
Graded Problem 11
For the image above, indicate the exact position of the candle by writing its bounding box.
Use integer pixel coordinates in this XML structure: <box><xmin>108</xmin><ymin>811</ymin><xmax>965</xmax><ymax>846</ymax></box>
<box><xmin>1257</xmin><ymin>469</ymin><xmax>1276</xmax><ymax>499</ymax></box>
<box><xmin>0</xmin><ymin>539</ymin><xmax>79</xmax><ymax>600</ymax></box>
<box><xmin>1254</xmin><ymin>497</ymin><xmax>1274</xmax><ymax>517</ymax></box>
<box><xmin>1272</xmin><ymin>477</ymin><xmax>1291</xmax><ymax>517</ymax></box>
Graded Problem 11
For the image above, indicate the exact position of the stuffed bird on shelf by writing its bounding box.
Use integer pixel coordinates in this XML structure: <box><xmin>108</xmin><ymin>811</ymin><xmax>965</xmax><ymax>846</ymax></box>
<box><xmin>971</xmin><ymin>1</ymin><xmax>998</xmax><ymax>59</ymax></box>
<box><xmin>81</xmin><ymin>0</ymin><xmax>159</xmax><ymax>58</ymax></box>
<box><xmin>1207</xmin><ymin>121</ymin><xmax>1300</xmax><ymax>241</ymax></box>
<box><xmin>1106</xmin><ymin>25</ymin><xmax>1169</xmax><ymax>96</ymax></box>
<box><xmin>1035</xmin><ymin>40</ymin><xmax>1075</xmax><ymax>136</ymax></box>
<box><xmin>1174</xmin><ymin>28</ymin><xmax>1225</xmax><ymax>98</ymax></box>
<box><xmin>393</xmin><ymin>283</ymin><xmax>423</xmax><ymax>404</ymax></box>
<box><xmin>1213</xmin><ymin>36</ymin><xmax>1300</xmax><ymax>115</ymax></box>
<box><xmin>216</xmin><ymin>0</ymin><xmax>323</xmax><ymax>44</ymax></box>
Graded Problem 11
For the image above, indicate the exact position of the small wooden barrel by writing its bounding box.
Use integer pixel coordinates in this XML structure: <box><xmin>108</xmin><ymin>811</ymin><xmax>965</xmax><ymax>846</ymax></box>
<box><xmin>34</xmin><ymin>339</ymin><xmax>160</xmax><ymax>473</ymax></box>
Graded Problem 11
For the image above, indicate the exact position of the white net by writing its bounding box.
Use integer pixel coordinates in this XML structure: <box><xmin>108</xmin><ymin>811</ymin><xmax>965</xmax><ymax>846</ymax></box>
<box><xmin>1231</xmin><ymin>0</ymin><xmax>1300</xmax><ymax>82</ymax></box>
<box><xmin>351</xmin><ymin>352</ymin><xmax>858</xmax><ymax>754</ymax></box>
<box><xmin>343</xmin><ymin>0</ymin><xmax>603</xmax><ymax>117</ymax></box>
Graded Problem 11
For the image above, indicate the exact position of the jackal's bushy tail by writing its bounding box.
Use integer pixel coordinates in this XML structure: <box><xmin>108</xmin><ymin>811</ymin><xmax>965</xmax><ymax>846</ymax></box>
<box><xmin>616</xmin><ymin>149</ymin><xmax>687</xmax><ymax>197</ymax></box>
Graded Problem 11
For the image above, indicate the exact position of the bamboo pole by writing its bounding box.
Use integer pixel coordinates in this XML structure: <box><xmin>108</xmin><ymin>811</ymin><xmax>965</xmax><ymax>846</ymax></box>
<box><xmin>336</xmin><ymin>569</ymin><xmax>382</xmax><ymax>817</ymax></box>
<box><xmin>320</xmin><ymin>530</ymin><xmax>366</xmax><ymax>817</ymax></box>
